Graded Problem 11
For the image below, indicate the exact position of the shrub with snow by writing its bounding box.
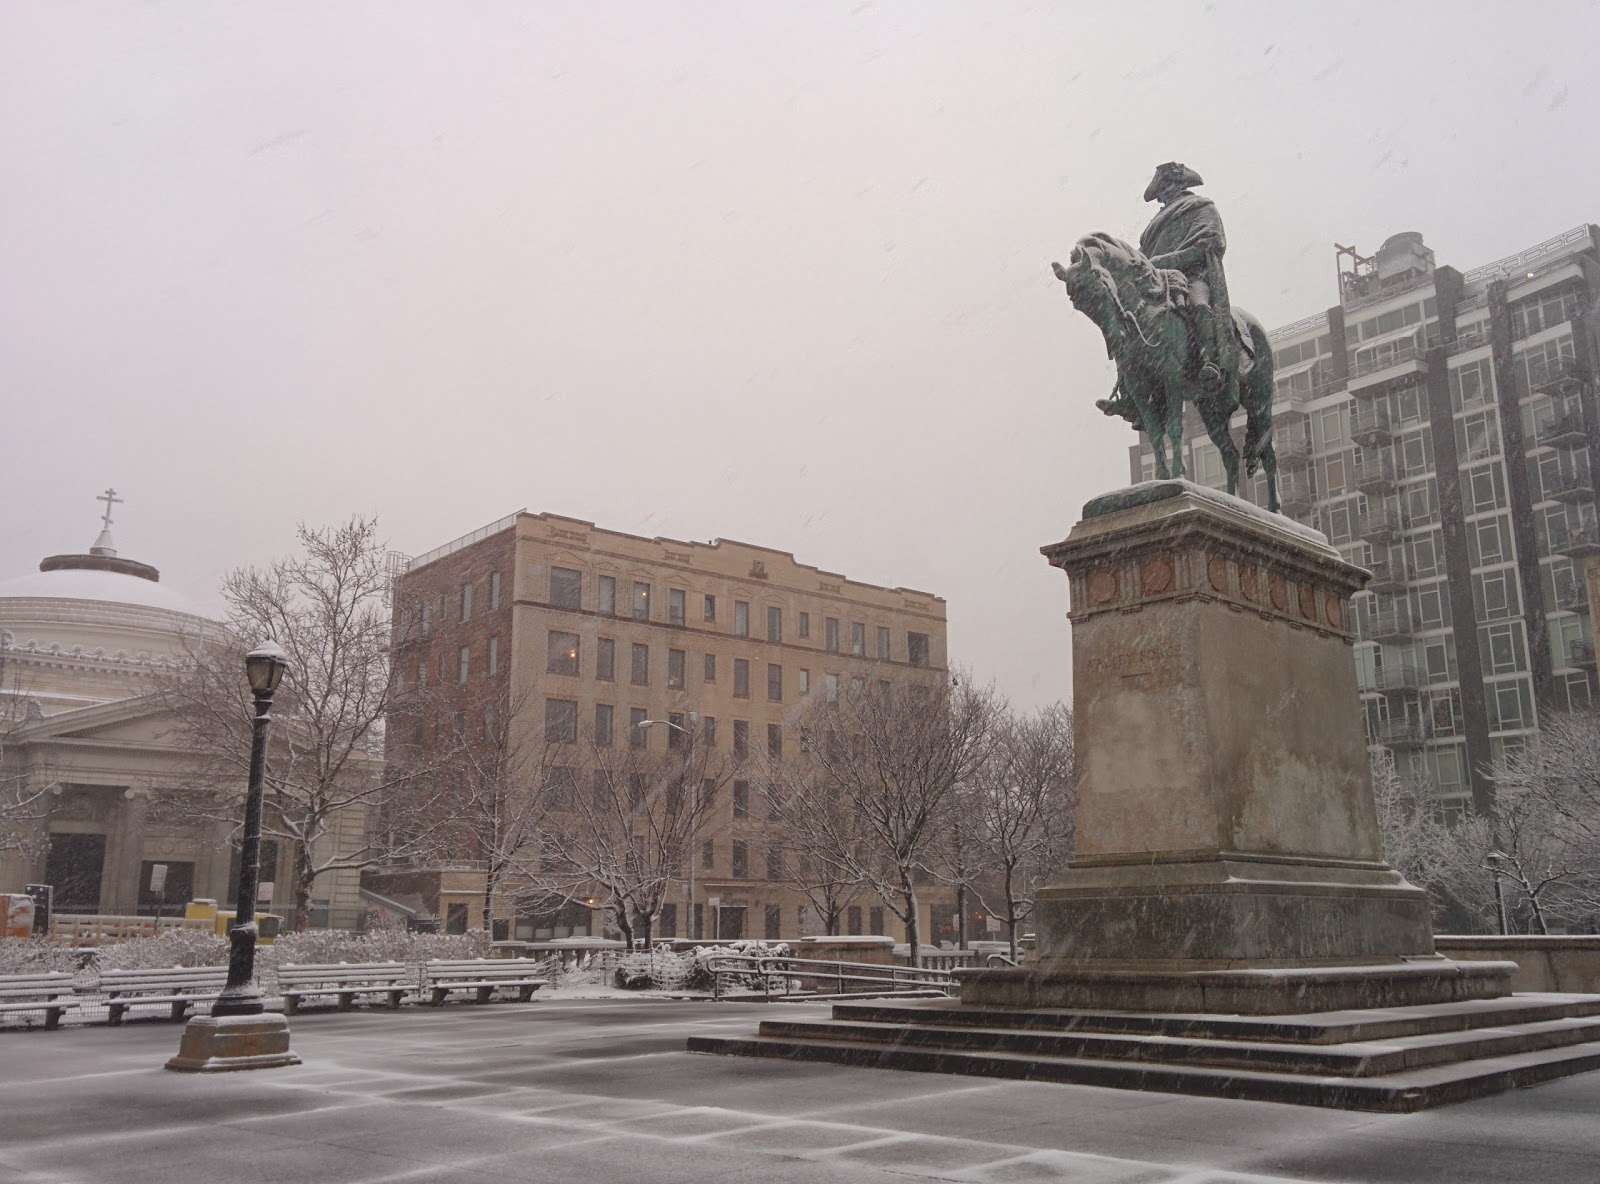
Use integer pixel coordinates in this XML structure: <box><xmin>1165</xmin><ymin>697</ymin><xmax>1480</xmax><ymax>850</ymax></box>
<box><xmin>94</xmin><ymin>928</ymin><xmax>230</xmax><ymax>971</ymax></box>
<box><xmin>612</xmin><ymin>947</ymin><xmax>695</xmax><ymax>991</ymax></box>
<box><xmin>259</xmin><ymin>928</ymin><xmax>491</xmax><ymax>970</ymax></box>
<box><xmin>0</xmin><ymin>938</ymin><xmax>82</xmax><ymax>976</ymax></box>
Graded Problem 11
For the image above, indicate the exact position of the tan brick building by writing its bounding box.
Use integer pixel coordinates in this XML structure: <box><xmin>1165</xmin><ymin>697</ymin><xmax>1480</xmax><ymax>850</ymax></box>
<box><xmin>389</xmin><ymin>510</ymin><xmax>948</xmax><ymax>943</ymax></box>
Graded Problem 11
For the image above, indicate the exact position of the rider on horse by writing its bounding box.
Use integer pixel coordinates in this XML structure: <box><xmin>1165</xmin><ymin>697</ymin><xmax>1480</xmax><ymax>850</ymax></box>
<box><xmin>1099</xmin><ymin>162</ymin><xmax>1237</xmax><ymax>424</ymax></box>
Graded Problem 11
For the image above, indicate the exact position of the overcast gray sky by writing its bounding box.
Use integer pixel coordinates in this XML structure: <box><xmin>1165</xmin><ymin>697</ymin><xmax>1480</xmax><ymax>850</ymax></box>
<box><xmin>3</xmin><ymin>1</ymin><xmax>1597</xmax><ymax>708</ymax></box>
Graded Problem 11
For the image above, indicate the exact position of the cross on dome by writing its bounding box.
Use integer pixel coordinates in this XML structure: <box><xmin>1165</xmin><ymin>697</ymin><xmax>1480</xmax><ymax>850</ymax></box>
<box><xmin>91</xmin><ymin>488</ymin><xmax>123</xmax><ymax>557</ymax></box>
<box><xmin>97</xmin><ymin>487</ymin><xmax>123</xmax><ymax>530</ymax></box>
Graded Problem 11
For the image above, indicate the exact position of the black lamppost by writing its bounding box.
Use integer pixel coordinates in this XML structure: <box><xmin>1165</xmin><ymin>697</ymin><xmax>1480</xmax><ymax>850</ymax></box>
<box><xmin>212</xmin><ymin>640</ymin><xmax>289</xmax><ymax>1017</ymax></box>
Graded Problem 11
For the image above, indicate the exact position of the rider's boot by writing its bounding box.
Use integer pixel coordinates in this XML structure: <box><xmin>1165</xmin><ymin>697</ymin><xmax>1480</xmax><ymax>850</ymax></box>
<box><xmin>1196</xmin><ymin>312</ymin><xmax>1225</xmax><ymax>392</ymax></box>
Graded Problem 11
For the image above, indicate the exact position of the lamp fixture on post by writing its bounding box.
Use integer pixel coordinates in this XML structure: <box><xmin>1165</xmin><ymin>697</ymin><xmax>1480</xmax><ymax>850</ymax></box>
<box><xmin>166</xmin><ymin>640</ymin><xmax>301</xmax><ymax>1072</ymax></box>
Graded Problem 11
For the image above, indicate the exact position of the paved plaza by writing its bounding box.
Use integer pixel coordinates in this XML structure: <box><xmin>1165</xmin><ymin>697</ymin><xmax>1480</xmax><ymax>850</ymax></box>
<box><xmin>4</xmin><ymin>998</ymin><xmax>1599</xmax><ymax>1183</ymax></box>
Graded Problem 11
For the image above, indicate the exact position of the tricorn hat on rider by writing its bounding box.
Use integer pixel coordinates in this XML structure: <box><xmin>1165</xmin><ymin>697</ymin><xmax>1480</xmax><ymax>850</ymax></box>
<box><xmin>1143</xmin><ymin>161</ymin><xmax>1204</xmax><ymax>202</ymax></box>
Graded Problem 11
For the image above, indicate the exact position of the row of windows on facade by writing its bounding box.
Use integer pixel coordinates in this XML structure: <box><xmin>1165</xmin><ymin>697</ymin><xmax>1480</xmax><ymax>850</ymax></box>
<box><xmin>407</xmin><ymin>571</ymin><xmax>503</xmax><ymax>637</ymax></box>
<box><xmin>545</xmin><ymin>631</ymin><xmax>884</xmax><ymax>701</ymax></box>
<box><xmin>1271</xmin><ymin>281</ymin><xmax>1581</xmax><ymax>383</ymax></box>
<box><xmin>542</xmin><ymin>698</ymin><xmax>788</xmax><ymax>758</ymax></box>
<box><xmin>1265</xmin><ymin>336</ymin><xmax>1574</xmax><ymax>461</ymax></box>
<box><xmin>543</xmin><ymin>566</ymin><xmax>932</xmax><ymax>665</ymax></box>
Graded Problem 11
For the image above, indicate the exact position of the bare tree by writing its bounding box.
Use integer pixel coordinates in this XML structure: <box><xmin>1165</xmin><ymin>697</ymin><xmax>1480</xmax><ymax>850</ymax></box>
<box><xmin>511</xmin><ymin>720</ymin><xmax>731</xmax><ymax>950</ymax></box>
<box><xmin>0</xmin><ymin>655</ymin><xmax>53</xmax><ymax>857</ymax></box>
<box><xmin>1474</xmin><ymin>717</ymin><xmax>1600</xmax><ymax>934</ymax></box>
<box><xmin>757</xmin><ymin>765</ymin><xmax>867</xmax><ymax>937</ymax></box>
<box><xmin>384</xmin><ymin>675</ymin><xmax>556</xmax><ymax>935</ymax></box>
<box><xmin>161</xmin><ymin>517</ymin><xmax>450</xmax><ymax>930</ymax></box>
<box><xmin>960</xmin><ymin>702</ymin><xmax>1075</xmax><ymax>960</ymax></box>
<box><xmin>789</xmin><ymin>673</ymin><xmax>999</xmax><ymax>966</ymax></box>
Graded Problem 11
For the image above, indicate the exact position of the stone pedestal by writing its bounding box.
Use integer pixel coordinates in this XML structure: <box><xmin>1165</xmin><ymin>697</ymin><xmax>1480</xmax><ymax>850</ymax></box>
<box><xmin>164</xmin><ymin>1014</ymin><xmax>301</xmax><ymax>1073</ymax></box>
<box><xmin>958</xmin><ymin>481</ymin><xmax>1512</xmax><ymax>1014</ymax></box>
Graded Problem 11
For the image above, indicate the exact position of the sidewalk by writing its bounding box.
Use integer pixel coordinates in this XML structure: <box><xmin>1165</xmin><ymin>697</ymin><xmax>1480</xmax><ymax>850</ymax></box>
<box><xmin>4</xmin><ymin>998</ymin><xmax>1598</xmax><ymax>1183</ymax></box>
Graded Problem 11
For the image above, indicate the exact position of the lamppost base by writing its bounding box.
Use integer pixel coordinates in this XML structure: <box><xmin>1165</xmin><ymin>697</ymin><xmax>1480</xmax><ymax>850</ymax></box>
<box><xmin>210</xmin><ymin>986</ymin><xmax>267</xmax><ymax>1018</ymax></box>
<box><xmin>165</xmin><ymin>1013</ymin><xmax>300</xmax><ymax>1073</ymax></box>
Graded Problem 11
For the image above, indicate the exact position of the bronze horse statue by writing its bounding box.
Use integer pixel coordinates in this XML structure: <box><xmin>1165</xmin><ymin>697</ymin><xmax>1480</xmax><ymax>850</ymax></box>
<box><xmin>1054</xmin><ymin>232</ymin><xmax>1279</xmax><ymax>512</ymax></box>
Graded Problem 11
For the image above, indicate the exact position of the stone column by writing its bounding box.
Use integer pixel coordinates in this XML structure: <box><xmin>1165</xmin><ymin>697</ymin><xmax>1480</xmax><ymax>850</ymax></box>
<box><xmin>958</xmin><ymin>482</ymin><xmax>1514</xmax><ymax>1014</ymax></box>
<box><xmin>109</xmin><ymin>790</ymin><xmax>149</xmax><ymax>913</ymax></box>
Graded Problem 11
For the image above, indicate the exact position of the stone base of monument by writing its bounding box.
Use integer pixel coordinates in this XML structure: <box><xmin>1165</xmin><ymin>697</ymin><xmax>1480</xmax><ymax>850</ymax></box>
<box><xmin>687</xmin><ymin>993</ymin><xmax>1600</xmax><ymax>1111</ymax></box>
<box><xmin>690</xmin><ymin>481</ymin><xmax>1600</xmax><ymax>1108</ymax></box>
<box><xmin>164</xmin><ymin>1013</ymin><xmax>301</xmax><ymax>1073</ymax></box>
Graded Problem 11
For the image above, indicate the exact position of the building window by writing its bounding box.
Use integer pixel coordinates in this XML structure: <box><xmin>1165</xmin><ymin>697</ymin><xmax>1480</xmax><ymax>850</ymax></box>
<box><xmin>550</xmin><ymin>567</ymin><xmax>582</xmax><ymax>610</ymax></box>
<box><xmin>596</xmin><ymin>637</ymin><xmax>615</xmax><ymax>681</ymax></box>
<box><xmin>876</xmin><ymin>626</ymin><xmax>891</xmax><ymax>660</ymax></box>
<box><xmin>668</xmin><ymin>649</ymin><xmax>685</xmax><ymax>688</ymax></box>
<box><xmin>847</xmin><ymin>906</ymin><xmax>862</xmax><ymax>936</ymax></box>
<box><xmin>734</xmin><ymin>601</ymin><xmax>749</xmax><ymax>637</ymax></box>
<box><xmin>547</xmin><ymin>631</ymin><xmax>580</xmax><ymax>676</ymax></box>
<box><xmin>417</xmin><ymin>661</ymin><xmax>426</xmax><ymax>689</ymax></box>
<box><xmin>632</xmin><ymin>581</ymin><xmax>651</xmax><ymax>619</ymax></box>
<box><xmin>869</xmin><ymin>907</ymin><xmax>884</xmax><ymax>934</ymax></box>
<box><xmin>543</xmin><ymin>766</ymin><xmax>577</xmax><ymax>810</ymax></box>
<box><xmin>704</xmin><ymin>594</ymin><xmax>716</xmax><ymax>622</ymax></box>
<box><xmin>767</xmin><ymin>606</ymin><xmax>782</xmax><ymax>642</ymax></box>
<box><xmin>598</xmin><ymin>575</ymin><xmax>617</xmax><ymax>615</ymax></box>
<box><xmin>767</xmin><ymin>723</ymin><xmax>782</xmax><ymax>758</ymax></box>
<box><xmin>908</xmin><ymin>633</ymin><xmax>930</xmax><ymax>667</ymax></box>
<box><xmin>703</xmin><ymin>653</ymin><xmax>716</xmax><ymax>682</ymax></box>
<box><xmin>460</xmin><ymin>583</ymin><xmax>473</xmax><ymax>621</ymax></box>
<box><xmin>702</xmin><ymin>716</ymin><xmax>716</xmax><ymax>746</ymax></box>
<box><xmin>630</xmin><ymin>707</ymin><xmax>647</xmax><ymax>747</ymax></box>
<box><xmin>799</xmin><ymin>669</ymin><xmax>810</xmax><ymax>695</ymax></box>
<box><xmin>767</xmin><ymin>663</ymin><xmax>782</xmax><ymax>702</ymax></box>
<box><xmin>545</xmin><ymin>698</ymin><xmax>578</xmax><ymax>743</ymax></box>
<box><xmin>731</xmin><ymin>840</ymin><xmax>748</xmax><ymax>880</ymax></box>
<box><xmin>733</xmin><ymin>780</ymin><xmax>750</xmax><ymax>819</ymax></box>
<box><xmin>733</xmin><ymin>659</ymin><xmax>750</xmax><ymax>698</ymax></box>
<box><xmin>825</xmin><ymin>617</ymin><xmax>840</xmax><ymax>652</ymax></box>
<box><xmin>701</xmin><ymin>840</ymin><xmax>715</xmax><ymax>870</ymax></box>
<box><xmin>595</xmin><ymin>703</ymin><xmax>614</xmax><ymax>747</ymax></box>
<box><xmin>667</xmin><ymin>711</ymin><xmax>686</xmax><ymax>749</ymax></box>
<box><xmin>798</xmin><ymin>611</ymin><xmax>810</xmax><ymax>639</ymax></box>
<box><xmin>628</xmin><ymin>773</ymin><xmax>647</xmax><ymax>810</ymax></box>
<box><xmin>488</xmin><ymin>571</ymin><xmax>501</xmax><ymax>611</ymax></box>
<box><xmin>486</xmin><ymin>635</ymin><xmax>499</xmax><ymax>676</ymax></box>
<box><xmin>765</xmin><ymin>903</ymin><xmax>781</xmax><ymax>939</ymax></box>
<box><xmin>631</xmin><ymin>643</ymin><xmax>650</xmax><ymax>685</ymax></box>
<box><xmin>669</xmin><ymin>588</ymin><xmax>686</xmax><ymax>626</ymax></box>
<box><xmin>825</xmin><ymin>673</ymin><xmax>840</xmax><ymax>700</ymax></box>
<box><xmin>765</xmin><ymin>846</ymin><xmax>783</xmax><ymax>883</ymax></box>
<box><xmin>733</xmin><ymin>720</ymin><xmax>749</xmax><ymax>761</ymax></box>
<box><xmin>458</xmin><ymin>645</ymin><xmax>470</xmax><ymax>683</ymax></box>
<box><xmin>851</xmin><ymin>622</ymin><xmax>866</xmax><ymax>656</ymax></box>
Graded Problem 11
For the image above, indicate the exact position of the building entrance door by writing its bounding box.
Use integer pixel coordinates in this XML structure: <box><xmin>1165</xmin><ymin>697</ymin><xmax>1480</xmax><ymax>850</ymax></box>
<box><xmin>45</xmin><ymin>833</ymin><xmax>107</xmax><ymax>912</ymax></box>
<box><xmin>716</xmin><ymin>905</ymin><xmax>746</xmax><ymax>940</ymax></box>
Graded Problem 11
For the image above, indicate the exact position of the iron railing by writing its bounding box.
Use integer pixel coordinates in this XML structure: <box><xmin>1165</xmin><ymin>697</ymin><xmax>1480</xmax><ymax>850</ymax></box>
<box><xmin>702</xmin><ymin>953</ymin><xmax>955</xmax><ymax>1001</ymax></box>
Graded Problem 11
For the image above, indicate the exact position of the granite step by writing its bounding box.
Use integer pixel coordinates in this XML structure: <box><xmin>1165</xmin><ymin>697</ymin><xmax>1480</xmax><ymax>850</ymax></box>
<box><xmin>686</xmin><ymin>1029</ymin><xmax>1600</xmax><ymax>1112</ymax></box>
<box><xmin>829</xmin><ymin>993</ymin><xmax>1600</xmax><ymax>1045</ymax></box>
<box><xmin>754</xmin><ymin>1013</ymin><xmax>1600</xmax><ymax>1077</ymax></box>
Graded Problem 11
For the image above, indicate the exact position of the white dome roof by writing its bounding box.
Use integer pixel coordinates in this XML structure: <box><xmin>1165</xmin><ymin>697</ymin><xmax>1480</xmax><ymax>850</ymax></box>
<box><xmin>0</xmin><ymin>565</ymin><xmax>212</xmax><ymax>620</ymax></box>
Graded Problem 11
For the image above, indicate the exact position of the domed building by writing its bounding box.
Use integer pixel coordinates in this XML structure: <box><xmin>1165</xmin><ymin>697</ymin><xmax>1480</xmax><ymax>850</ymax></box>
<box><xmin>1</xmin><ymin>494</ymin><xmax>362</xmax><ymax>926</ymax></box>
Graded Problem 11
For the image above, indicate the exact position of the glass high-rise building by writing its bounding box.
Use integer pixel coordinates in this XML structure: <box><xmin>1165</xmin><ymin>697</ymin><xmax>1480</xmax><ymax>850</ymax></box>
<box><xmin>1129</xmin><ymin>225</ymin><xmax>1600</xmax><ymax>815</ymax></box>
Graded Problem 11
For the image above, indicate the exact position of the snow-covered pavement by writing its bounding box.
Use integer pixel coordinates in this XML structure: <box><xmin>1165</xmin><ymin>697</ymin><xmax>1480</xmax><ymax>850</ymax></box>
<box><xmin>4</xmin><ymin>998</ymin><xmax>1597</xmax><ymax>1183</ymax></box>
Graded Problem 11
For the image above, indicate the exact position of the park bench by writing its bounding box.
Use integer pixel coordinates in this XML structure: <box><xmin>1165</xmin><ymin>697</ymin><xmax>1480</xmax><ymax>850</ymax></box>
<box><xmin>277</xmin><ymin>962</ymin><xmax>416</xmax><ymax>1015</ymax></box>
<box><xmin>0</xmin><ymin>972</ymin><xmax>78</xmax><ymax>1030</ymax></box>
<box><xmin>420</xmin><ymin>958</ymin><xmax>548</xmax><ymax>1006</ymax></box>
<box><xmin>99</xmin><ymin>966</ymin><xmax>228</xmax><ymax>1026</ymax></box>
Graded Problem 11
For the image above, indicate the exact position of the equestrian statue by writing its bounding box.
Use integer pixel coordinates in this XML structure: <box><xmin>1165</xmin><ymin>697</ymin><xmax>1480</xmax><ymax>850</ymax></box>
<box><xmin>1052</xmin><ymin>162</ymin><xmax>1280</xmax><ymax>513</ymax></box>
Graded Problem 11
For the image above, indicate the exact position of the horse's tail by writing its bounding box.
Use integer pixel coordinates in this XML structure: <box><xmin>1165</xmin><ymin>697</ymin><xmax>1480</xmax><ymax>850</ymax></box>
<box><xmin>1240</xmin><ymin>314</ymin><xmax>1276</xmax><ymax>477</ymax></box>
